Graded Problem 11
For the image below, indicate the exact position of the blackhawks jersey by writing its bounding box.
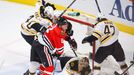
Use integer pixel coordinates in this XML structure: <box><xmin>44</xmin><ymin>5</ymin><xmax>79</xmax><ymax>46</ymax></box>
<box><xmin>37</xmin><ymin>24</ymin><xmax>67</xmax><ymax>54</ymax></box>
<box><xmin>92</xmin><ymin>20</ymin><xmax>119</xmax><ymax>47</ymax></box>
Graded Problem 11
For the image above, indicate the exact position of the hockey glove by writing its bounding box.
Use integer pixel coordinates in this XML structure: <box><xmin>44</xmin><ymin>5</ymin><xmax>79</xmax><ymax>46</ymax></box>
<box><xmin>66</xmin><ymin>21</ymin><xmax>73</xmax><ymax>36</ymax></box>
<box><xmin>68</xmin><ymin>38</ymin><xmax>77</xmax><ymax>50</ymax></box>
<box><xmin>82</xmin><ymin>37</ymin><xmax>93</xmax><ymax>46</ymax></box>
<box><xmin>82</xmin><ymin>37</ymin><xmax>90</xmax><ymax>44</ymax></box>
<box><xmin>82</xmin><ymin>35</ymin><xmax>98</xmax><ymax>46</ymax></box>
<box><xmin>66</xmin><ymin>30</ymin><xmax>73</xmax><ymax>36</ymax></box>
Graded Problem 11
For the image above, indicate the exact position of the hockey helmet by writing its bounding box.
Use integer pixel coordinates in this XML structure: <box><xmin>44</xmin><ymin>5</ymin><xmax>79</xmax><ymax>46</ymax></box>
<box><xmin>57</xmin><ymin>17</ymin><xmax>68</xmax><ymax>26</ymax></box>
<box><xmin>68</xmin><ymin>57</ymin><xmax>91</xmax><ymax>74</ymax></box>
<box><xmin>45</xmin><ymin>3</ymin><xmax>56</xmax><ymax>10</ymax></box>
<box><xmin>67</xmin><ymin>21</ymin><xmax>72</xmax><ymax>30</ymax></box>
<box><xmin>43</xmin><ymin>3</ymin><xmax>56</xmax><ymax>19</ymax></box>
<box><xmin>96</xmin><ymin>13</ymin><xmax>106</xmax><ymax>22</ymax></box>
<box><xmin>66</xmin><ymin>21</ymin><xmax>74</xmax><ymax>36</ymax></box>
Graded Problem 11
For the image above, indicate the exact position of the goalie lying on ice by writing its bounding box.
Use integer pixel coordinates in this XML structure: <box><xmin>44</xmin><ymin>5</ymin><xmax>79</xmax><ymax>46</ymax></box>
<box><xmin>53</xmin><ymin>56</ymin><xmax>91</xmax><ymax>75</ymax></box>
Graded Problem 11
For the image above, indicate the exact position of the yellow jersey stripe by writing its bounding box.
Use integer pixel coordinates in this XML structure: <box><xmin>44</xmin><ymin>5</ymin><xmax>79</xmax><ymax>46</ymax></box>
<box><xmin>101</xmin><ymin>35</ymin><xmax>113</xmax><ymax>44</ymax></box>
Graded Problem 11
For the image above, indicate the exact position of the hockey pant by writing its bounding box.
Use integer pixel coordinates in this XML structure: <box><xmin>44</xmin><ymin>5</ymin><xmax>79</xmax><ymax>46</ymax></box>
<box><xmin>21</xmin><ymin>32</ymin><xmax>35</xmax><ymax>46</ymax></box>
<box><xmin>30</xmin><ymin>40</ymin><xmax>54</xmax><ymax>75</ymax></box>
<box><xmin>93</xmin><ymin>40</ymin><xmax>127</xmax><ymax>74</ymax></box>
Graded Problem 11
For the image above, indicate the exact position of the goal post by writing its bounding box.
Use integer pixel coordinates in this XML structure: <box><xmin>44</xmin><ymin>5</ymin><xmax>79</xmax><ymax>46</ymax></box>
<box><xmin>63</xmin><ymin>15</ymin><xmax>94</xmax><ymax>27</ymax></box>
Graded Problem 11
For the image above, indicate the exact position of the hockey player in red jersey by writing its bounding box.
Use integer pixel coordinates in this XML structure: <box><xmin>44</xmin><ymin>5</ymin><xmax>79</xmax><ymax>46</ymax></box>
<box><xmin>24</xmin><ymin>17</ymin><xmax>77</xmax><ymax>75</ymax></box>
<box><xmin>82</xmin><ymin>15</ymin><xmax>129</xmax><ymax>75</ymax></box>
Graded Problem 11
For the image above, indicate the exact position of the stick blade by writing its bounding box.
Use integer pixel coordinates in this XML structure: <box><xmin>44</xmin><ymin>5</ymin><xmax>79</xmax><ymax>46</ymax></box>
<box><xmin>114</xmin><ymin>71</ymin><xmax>121</xmax><ymax>75</ymax></box>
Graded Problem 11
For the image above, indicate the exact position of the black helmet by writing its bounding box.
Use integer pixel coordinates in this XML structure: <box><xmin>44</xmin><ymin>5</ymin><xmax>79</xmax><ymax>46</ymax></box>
<box><xmin>57</xmin><ymin>17</ymin><xmax>68</xmax><ymax>25</ymax></box>
<box><xmin>96</xmin><ymin>13</ymin><xmax>107</xmax><ymax>22</ymax></box>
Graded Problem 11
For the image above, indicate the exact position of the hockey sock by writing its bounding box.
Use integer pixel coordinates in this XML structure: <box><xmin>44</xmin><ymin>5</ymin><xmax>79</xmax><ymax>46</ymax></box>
<box><xmin>39</xmin><ymin>64</ymin><xmax>54</xmax><ymax>75</ymax></box>
<box><xmin>93</xmin><ymin>62</ymin><xmax>101</xmax><ymax>75</ymax></box>
<box><xmin>23</xmin><ymin>70</ymin><xmax>35</xmax><ymax>75</ymax></box>
<box><xmin>29</xmin><ymin>61</ymin><xmax>40</xmax><ymax>74</ymax></box>
<box><xmin>118</xmin><ymin>61</ymin><xmax>129</xmax><ymax>75</ymax></box>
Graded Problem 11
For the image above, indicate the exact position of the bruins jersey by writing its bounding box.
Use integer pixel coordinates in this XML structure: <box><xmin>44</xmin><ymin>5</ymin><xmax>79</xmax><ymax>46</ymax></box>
<box><xmin>21</xmin><ymin>15</ymin><xmax>52</xmax><ymax>36</ymax></box>
<box><xmin>92</xmin><ymin>20</ymin><xmax>119</xmax><ymax>47</ymax></box>
<box><xmin>35</xmin><ymin>0</ymin><xmax>46</xmax><ymax>11</ymax></box>
<box><xmin>64</xmin><ymin>57</ymin><xmax>81</xmax><ymax>75</ymax></box>
<box><xmin>63</xmin><ymin>57</ymin><xmax>90</xmax><ymax>75</ymax></box>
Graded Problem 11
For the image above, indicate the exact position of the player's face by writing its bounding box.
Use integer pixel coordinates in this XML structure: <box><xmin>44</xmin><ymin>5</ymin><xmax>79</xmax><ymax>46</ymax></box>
<box><xmin>44</xmin><ymin>6</ymin><xmax>54</xmax><ymax>19</ymax></box>
<box><xmin>61</xmin><ymin>24</ymin><xmax>68</xmax><ymax>31</ymax></box>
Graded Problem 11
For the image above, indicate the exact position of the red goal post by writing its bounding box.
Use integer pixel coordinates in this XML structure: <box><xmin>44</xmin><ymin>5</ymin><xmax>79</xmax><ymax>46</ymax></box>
<box><xmin>63</xmin><ymin>15</ymin><xmax>94</xmax><ymax>27</ymax></box>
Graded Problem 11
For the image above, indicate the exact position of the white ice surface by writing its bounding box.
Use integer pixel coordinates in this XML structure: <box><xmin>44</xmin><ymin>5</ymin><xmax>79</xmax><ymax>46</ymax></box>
<box><xmin>0</xmin><ymin>1</ymin><xmax>134</xmax><ymax>75</ymax></box>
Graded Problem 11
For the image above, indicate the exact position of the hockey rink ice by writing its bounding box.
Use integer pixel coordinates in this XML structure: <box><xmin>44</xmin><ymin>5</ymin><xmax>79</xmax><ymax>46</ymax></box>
<box><xmin>0</xmin><ymin>1</ymin><xmax>134</xmax><ymax>75</ymax></box>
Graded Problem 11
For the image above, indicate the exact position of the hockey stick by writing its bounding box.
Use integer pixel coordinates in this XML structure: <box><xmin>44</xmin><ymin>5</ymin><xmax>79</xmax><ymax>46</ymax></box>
<box><xmin>114</xmin><ymin>53</ymin><xmax>134</xmax><ymax>75</ymax></box>
<box><xmin>58</xmin><ymin>0</ymin><xmax>77</xmax><ymax>18</ymax></box>
<box><xmin>91</xmin><ymin>41</ymin><xmax>96</xmax><ymax>71</ymax></box>
<box><xmin>71</xmin><ymin>48</ymin><xmax>78</xmax><ymax>57</ymax></box>
<box><xmin>133</xmin><ymin>52</ymin><xmax>134</xmax><ymax>60</ymax></box>
<box><xmin>95</xmin><ymin>0</ymin><xmax>101</xmax><ymax>13</ymax></box>
<box><xmin>114</xmin><ymin>61</ymin><xmax>134</xmax><ymax>75</ymax></box>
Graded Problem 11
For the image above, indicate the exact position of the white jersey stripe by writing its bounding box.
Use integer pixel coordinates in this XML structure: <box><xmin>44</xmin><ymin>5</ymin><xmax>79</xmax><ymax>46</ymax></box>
<box><xmin>44</xmin><ymin>46</ymin><xmax>53</xmax><ymax>66</ymax></box>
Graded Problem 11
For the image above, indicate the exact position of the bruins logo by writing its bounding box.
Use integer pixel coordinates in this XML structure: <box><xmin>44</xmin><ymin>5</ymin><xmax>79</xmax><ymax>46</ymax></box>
<box><xmin>70</xmin><ymin>62</ymin><xmax>75</xmax><ymax>67</ymax></box>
